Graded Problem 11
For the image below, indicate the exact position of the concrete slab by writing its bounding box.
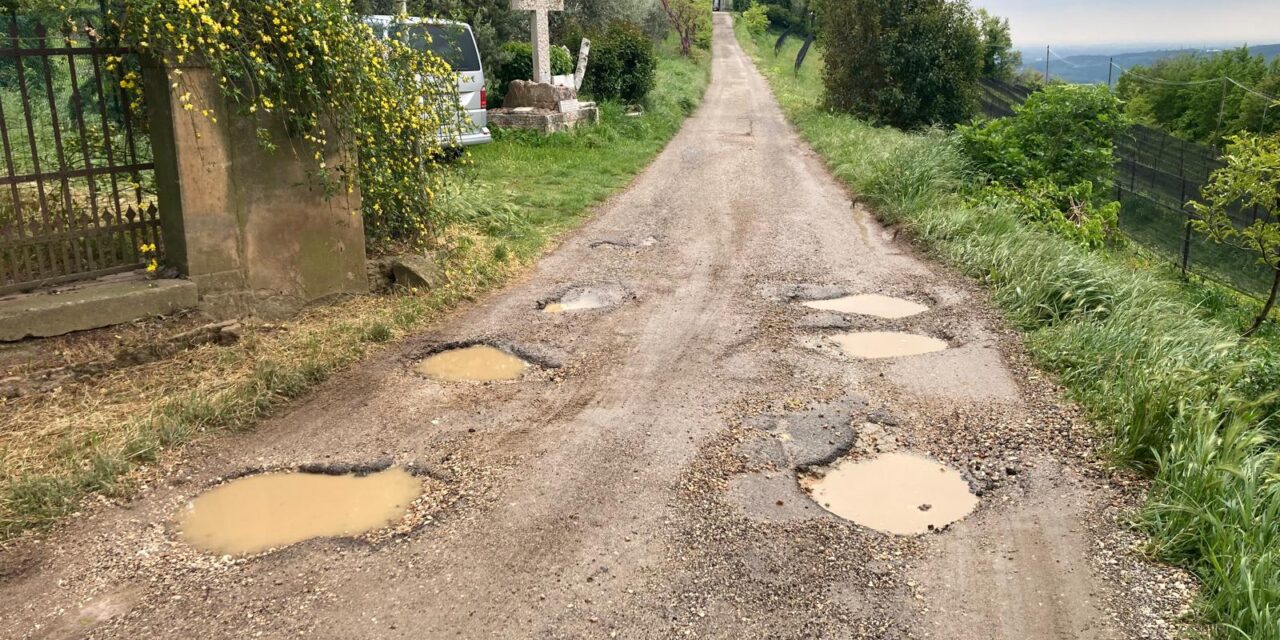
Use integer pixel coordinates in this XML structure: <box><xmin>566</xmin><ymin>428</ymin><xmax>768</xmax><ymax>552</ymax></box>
<box><xmin>0</xmin><ymin>278</ymin><xmax>198</xmax><ymax>342</ymax></box>
<box><xmin>488</xmin><ymin>103</ymin><xmax>600</xmax><ymax>134</ymax></box>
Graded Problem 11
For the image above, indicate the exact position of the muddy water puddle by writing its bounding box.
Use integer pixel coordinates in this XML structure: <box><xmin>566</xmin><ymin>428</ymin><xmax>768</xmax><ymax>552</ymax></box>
<box><xmin>805</xmin><ymin>452</ymin><xmax>977</xmax><ymax>535</ymax></box>
<box><xmin>831</xmin><ymin>332</ymin><xmax>947</xmax><ymax>359</ymax></box>
<box><xmin>415</xmin><ymin>345</ymin><xmax>529</xmax><ymax>382</ymax></box>
<box><xmin>543</xmin><ymin>287</ymin><xmax>622</xmax><ymax>314</ymax></box>
<box><xmin>179</xmin><ymin>467</ymin><xmax>422</xmax><ymax>555</ymax></box>
<box><xmin>804</xmin><ymin>294</ymin><xmax>928</xmax><ymax>319</ymax></box>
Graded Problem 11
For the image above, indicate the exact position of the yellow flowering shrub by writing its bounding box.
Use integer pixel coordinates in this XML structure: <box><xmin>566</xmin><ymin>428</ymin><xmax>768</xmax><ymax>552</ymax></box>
<box><xmin>113</xmin><ymin>0</ymin><xmax>462</xmax><ymax>244</ymax></box>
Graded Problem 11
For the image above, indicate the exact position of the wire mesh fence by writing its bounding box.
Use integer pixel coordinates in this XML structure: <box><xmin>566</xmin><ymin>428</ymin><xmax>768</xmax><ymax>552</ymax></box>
<box><xmin>1113</xmin><ymin>122</ymin><xmax>1276</xmax><ymax>299</ymax></box>
<box><xmin>978</xmin><ymin>78</ymin><xmax>1276</xmax><ymax>301</ymax></box>
<box><xmin>978</xmin><ymin>78</ymin><xmax>1033</xmax><ymax>119</ymax></box>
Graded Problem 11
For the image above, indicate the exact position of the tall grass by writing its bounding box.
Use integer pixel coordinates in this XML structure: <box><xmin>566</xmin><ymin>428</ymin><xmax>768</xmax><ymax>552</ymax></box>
<box><xmin>738</xmin><ymin>23</ymin><xmax>1280</xmax><ymax>639</ymax></box>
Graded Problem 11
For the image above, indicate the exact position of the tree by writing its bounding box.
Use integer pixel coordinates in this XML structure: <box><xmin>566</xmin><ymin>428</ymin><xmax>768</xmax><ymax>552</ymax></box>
<box><xmin>743</xmin><ymin>4</ymin><xmax>769</xmax><ymax>36</ymax></box>
<box><xmin>816</xmin><ymin>0</ymin><xmax>983</xmax><ymax>129</ymax></box>
<box><xmin>961</xmin><ymin>84</ymin><xmax>1128</xmax><ymax>189</ymax></box>
<box><xmin>1190</xmin><ymin>134</ymin><xmax>1280</xmax><ymax>337</ymax></box>
<box><xmin>559</xmin><ymin>0</ymin><xmax>660</xmax><ymax>33</ymax></box>
<box><xmin>976</xmin><ymin>9</ymin><xmax>1020</xmax><ymax>82</ymax></box>
<box><xmin>960</xmin><ymin>85</ymin><xmax>1128</xmax><ymax>247</ymax></box>
<box><xmin>659</xmin><ymin>0</ymin><xmax>711</xmax><ymax>56</ymax></box>
<box><xmin>1117</xmin><ymin>47</ymin><xmax>1280</xmax><ymax>146</ymax></box>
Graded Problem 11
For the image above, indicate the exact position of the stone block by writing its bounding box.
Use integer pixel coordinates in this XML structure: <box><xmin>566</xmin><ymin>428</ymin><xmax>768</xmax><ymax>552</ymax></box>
<box><xmin>390</xmin><ymin>254</ymin><xmax>444</xmax><ymax>290</ymax></box>
<box><xmin>488</xmin><ymin>102</ymin><xmax>600</xmax><ymax>135</ymax></box>
<box><xmin>0</xmin><ymin>278</ymin><xmax>198</xmax><ymax>342</ymax></box>
<box><xmin>503</xmin><ymin>80</ymin><xmax>576</xmax><ymax>110</ymax></box>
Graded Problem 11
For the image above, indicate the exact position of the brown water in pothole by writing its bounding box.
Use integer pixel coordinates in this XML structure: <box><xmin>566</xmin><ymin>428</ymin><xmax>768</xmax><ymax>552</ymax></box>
<box><xmin>805</xmin><ymin>452</ymin><xmax>977</xmax><ymax>535</ymax></box>
<box><xmin>804</xmin><ymin>294</ymin><xmax>928</xmax><ymax>319</ymax></box>
<box><xmin>830</xmin><ymin>332</ymin><xmax>947</xmax><ymax>359</ymax></box>
<box><xmin>414</xmin><ymin>345</ymin><xmax>529</xmax><ymax>382</ymax></box>
<box><xmin>544</xmin><ymin>290</ymin><xmax>610</xmax><ymax>314</ymax></box>
<box><xmin>179</xmin><ymin>467</ymin><xmax>423</xmax><ymax>555</ymax></box>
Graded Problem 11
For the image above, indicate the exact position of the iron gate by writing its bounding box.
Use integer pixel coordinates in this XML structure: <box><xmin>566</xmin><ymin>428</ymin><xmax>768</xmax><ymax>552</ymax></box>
<box><xmin>0</xmin><ymin>12</ymin><xmax>160</xmax><ymax>295</ymax></box>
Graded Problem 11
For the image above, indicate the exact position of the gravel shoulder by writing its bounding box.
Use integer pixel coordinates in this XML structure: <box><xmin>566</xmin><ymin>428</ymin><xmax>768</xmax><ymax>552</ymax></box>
<box><xmin>0</xmin><ymin>15</ymin><xmax>1194</xmax><ymax>639</ymax></box>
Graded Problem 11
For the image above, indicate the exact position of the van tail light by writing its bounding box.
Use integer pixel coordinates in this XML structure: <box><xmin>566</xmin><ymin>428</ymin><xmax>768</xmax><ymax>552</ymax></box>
<box><xmin>480</xmin><ymin>87</ymin><xmax>487</xmax><ymax>109</ymax></box>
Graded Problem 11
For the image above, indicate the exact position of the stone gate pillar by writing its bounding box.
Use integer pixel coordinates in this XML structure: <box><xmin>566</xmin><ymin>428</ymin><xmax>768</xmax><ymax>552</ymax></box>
<box><xmin>143</xmin><ymin>62</ymin><xmax>368</xmax><ymax>319</ymax></box>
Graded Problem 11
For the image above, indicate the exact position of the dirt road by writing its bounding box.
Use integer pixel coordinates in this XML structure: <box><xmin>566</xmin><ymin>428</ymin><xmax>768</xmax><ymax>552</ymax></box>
<box><xmin>0</xmin><ymin>15</ymin><xmax>1192</xmax><ymax>639</ymax></box>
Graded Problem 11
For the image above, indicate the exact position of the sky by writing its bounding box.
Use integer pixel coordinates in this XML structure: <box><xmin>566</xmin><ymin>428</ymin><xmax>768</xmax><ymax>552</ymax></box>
<box><xmin>973</xmin><ymin>0</ymin><xmax>1280</xmax><ymax>49</ymax></box>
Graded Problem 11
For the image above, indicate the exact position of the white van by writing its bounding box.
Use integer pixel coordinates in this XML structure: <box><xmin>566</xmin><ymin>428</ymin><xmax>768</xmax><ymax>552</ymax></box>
<box><xmin>364</xmin><ymin>15</ymin><xmax>492</xmax><ymax>147</ymax></box>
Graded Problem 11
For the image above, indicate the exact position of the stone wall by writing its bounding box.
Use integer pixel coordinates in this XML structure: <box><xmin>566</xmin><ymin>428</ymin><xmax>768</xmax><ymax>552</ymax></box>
<box><xmin>144</xmin><ymin>63</ymin><xmax>368</xmax><ymax>319</ymax></box>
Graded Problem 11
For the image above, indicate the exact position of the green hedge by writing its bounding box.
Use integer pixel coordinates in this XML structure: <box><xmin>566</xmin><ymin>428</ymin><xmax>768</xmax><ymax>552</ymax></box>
<box><xmin>577</xmin><ymin>22</ymin><xmax>656</xmax><ymax>104</ymax></box>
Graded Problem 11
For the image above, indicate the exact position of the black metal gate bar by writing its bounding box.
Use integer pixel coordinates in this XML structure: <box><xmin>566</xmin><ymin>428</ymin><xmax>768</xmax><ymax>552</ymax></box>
<box><xmin>0</xmin><ymin>11</ymin><xmax>160</xmax><ymax>295</ymax></box>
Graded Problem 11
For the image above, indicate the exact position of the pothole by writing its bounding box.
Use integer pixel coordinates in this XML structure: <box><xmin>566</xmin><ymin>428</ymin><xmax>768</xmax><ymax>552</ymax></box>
<box><xmin>415</xmin><ymin>344</ymin><xmax>529</xmax><ymax>382</ymax></box>
<box><xmin>803</xmin><ymin>452</ymin><xmax>977</xmax><ymax>535</ymax></box>
<box><xmin>830</xmin><ymin>332</ymin><xmax>948</xmax><ymax>359</ymax></box>
<box><xmin>803</xmin><ymin>294</ymin><xmax>928</xmax><ymax>319</ymax></box>
<box><xmin>765</xmin><ymin>283</ymin><xmax>847</xmax><ymax>302</ymax></box>
<box><xmin>540</xmin><ymin>284</ymin><xmax>627</xmax><ymax>314</ymax></box>
<box><xmin>590</xmin><ymin>236</ymin><xmax>658</xmax><ymax>249</ymax></box>
<box><xmin>178</xmin><ymin>467</ymin><xmax>424</xmax><ymax>555</ymax></box>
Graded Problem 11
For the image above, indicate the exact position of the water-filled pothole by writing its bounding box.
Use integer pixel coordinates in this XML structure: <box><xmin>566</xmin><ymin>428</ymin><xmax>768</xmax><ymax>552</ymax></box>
<box><xmin>804</xmin><ymin>294</ymin><xmax>928</xmax><ymax>319</ymax></box>
<box><xmin>415</xmin><ymin>344</ymin><xmax>529</xmax><ymax>382</ymax></box>
<box><xmin>541</xmin><ymin>285</ymin><xmax>626</xmax><ymax>314</ymax></box>
<box><xmin>803</xmin><ymin>452</ymin><xmax>977</xmax><ymax>535</ymax></box>
<box><xmin>830</xmin><ymin>332</ymin><xmax>948</xmax><ymax>359</ymax></box>
<box><xmin>179</xmin><ymin>467</ymin><xmax>423</xmax><ymax>555</ymax></box>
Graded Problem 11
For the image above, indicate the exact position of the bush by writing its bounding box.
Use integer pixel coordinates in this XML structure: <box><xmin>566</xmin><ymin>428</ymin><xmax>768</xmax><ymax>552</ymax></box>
<box><xmin>976</xmin><ymin>180</ymin><xmax>1120</xmax><ymax>248</ymax></box>
<box><xmin>742</xmin><ymin>4</ymin><xmax>769</xmax><ymax>35</ymax></box>
<box><xmin>960</xmin><ymin>85</ymin><xmax>1127</xmax><ymax>247</ymax></box>
<box><xmin>580</xmin><ymin>21</ymin><xmax>656</xmax><ymax>103</ymax></box>
<box><xmin>960</xmin><ymin>84</ymin><xmax>1128</xmax><ymax>189</ymax></box>
<box><xmin>492</xmin><ymin>41</ymin><xmax>574</xmax><ymax>101</ymax></box>
<box><xmin>817</xmin><ymin>0</ymin><xmax>982</xmax><ymax>129</ymax></box>
<box><xmin>763</xmin><ymin>4</ymin><xmax>797</xmax><ymax>30</ymax></box>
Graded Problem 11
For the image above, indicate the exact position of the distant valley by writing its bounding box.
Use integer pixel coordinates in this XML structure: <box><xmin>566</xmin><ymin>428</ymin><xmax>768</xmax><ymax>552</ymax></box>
<box><xmin>1020</xmin><ymin>43</ymin><xmax>1280</xmax><ymax>84</ymax></box>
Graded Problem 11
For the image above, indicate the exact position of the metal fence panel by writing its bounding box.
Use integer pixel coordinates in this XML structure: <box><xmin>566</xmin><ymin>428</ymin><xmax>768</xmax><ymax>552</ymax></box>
<box><xmin>0</xmin><ymin>12</ymin><xmax>159</xmax><ymax>294</ymax></box>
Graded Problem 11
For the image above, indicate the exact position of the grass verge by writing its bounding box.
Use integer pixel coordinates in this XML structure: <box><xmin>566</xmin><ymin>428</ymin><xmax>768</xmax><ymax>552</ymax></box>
<box><xmin>738</xmin><ymin>22</ymin><xmax>1280</xmax><ymax>639</ymax></box>
<box><xmin>0</xmin><ymin>45</ymin><xmax>710</xmax><ymax>543</ymax></box>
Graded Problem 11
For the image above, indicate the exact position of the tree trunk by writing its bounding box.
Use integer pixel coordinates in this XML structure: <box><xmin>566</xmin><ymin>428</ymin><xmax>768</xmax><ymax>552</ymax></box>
<box><xmin>1244</xmin><ymin>268</ymin><xmax>1280</xmax><ymax>338</ymax></box>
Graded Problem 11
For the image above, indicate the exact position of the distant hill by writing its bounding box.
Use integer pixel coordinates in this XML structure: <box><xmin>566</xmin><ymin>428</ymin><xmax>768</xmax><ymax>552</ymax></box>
<box><xmin>1023</xmin><ymin>43</ymin><xmax>1280</xmax><ymax>85</ymax></box>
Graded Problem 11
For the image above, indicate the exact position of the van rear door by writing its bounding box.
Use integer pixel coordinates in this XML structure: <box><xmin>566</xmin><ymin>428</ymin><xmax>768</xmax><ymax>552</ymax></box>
<box><xmin>405</xmin><ymin>24</ymin><xmax>485</xmax><ymax>138</ymax></box>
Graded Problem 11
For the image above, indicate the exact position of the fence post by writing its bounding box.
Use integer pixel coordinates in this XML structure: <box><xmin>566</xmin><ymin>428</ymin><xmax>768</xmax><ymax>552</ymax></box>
<box><xmin>1154</xmin><ymin>133</ymin><xmax>1166</xmax><ymax>192</ymax></box>
<box><xmin>1182</xmin><ymin>215</ymin><xmax>1192</xmax><ymax>277</ymax></box>
<box><xmin>1212</xmin><ymin>77</ymin><xmax>1229</xmax><ymax>153</ymax></box>
<box><xmin>1130</xmin><ymin>131</ymin><xmax>1139</xmax><ymax>193</ymax></box>
<box><xmin>1180</xmin><ymin>165</ymin><xmax>1191</xmax><ymax>279</ymax></box>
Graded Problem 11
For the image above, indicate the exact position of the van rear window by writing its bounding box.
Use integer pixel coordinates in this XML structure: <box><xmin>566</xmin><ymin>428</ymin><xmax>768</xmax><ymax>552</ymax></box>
<box><xmin>403</xmin><ymin>25</ymin><xmax>482</xmax><ymax>72</ymax></box>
